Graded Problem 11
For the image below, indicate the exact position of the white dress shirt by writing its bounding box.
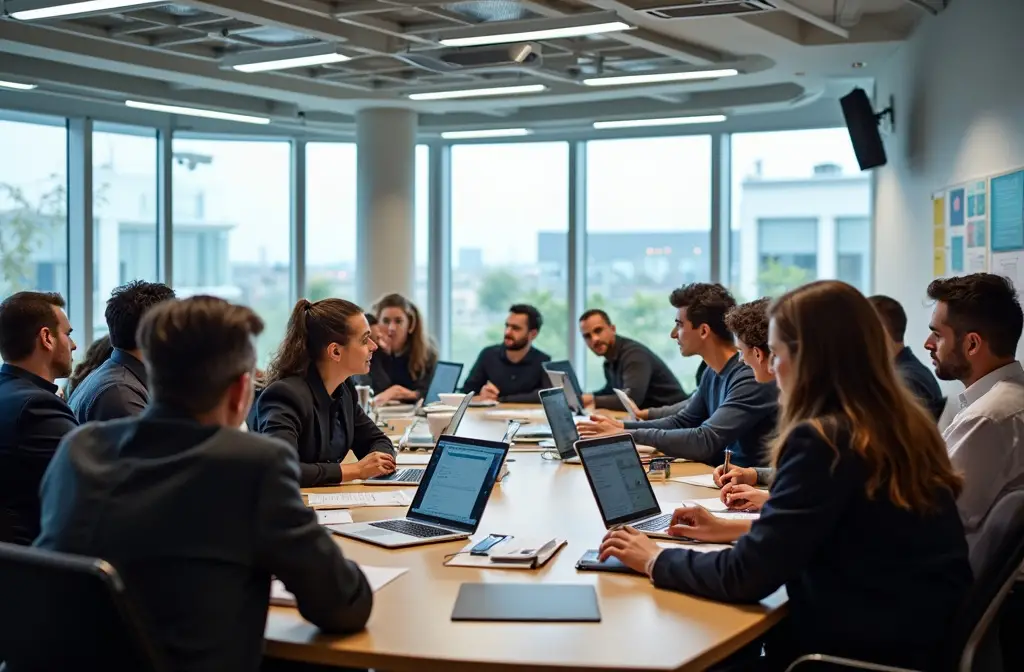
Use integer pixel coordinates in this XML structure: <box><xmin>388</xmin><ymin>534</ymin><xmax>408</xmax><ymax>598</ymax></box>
<box><xmin>943</xmin><ymin>361</ymin><xmax>1024</xmax><ymax>549</ymax></box>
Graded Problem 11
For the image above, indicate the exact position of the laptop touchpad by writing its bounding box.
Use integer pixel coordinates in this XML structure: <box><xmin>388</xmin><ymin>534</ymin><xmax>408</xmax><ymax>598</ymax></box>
<box><xmin>361</xmin><ymin>527</ymin><xmax>397</xmax><ymax>538</ymax></box>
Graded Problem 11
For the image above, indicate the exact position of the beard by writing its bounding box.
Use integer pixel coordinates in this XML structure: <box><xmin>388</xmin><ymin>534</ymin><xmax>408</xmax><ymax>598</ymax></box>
<box><xmin>505</xmin><ymin>336</ymin><xmax>529</xmax><ymax>352</ymax></box>
<box><xmin>55</xmin><ymin>354</ymin><xmax>73</xmax><ymax>380</ymax></box>
<box><xmin>933</xmin><ymin>345</ymin><xmax>971</xmax><ymax>382</ymax></box>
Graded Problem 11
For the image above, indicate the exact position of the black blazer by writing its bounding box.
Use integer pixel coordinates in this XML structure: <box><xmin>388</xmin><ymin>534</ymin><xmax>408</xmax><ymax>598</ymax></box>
<box><xmin>0</xmin><ymin>363</ymin><xmax>78</xmax><ymax>545</ymax></box>
<box><xmin>67</xmin><ymin>348</ymin><xmax>149</xmax><ymax>423</ymax></box>
<box><xmin>33</xmin><ymin>406</ymin><xmax>373</xmax><ymax>672</ymax></box>
<box><xmin>249</xmin><ymin>366</ymin><xmax>395</xmax><ymax>487</ymax></box>
<box><xmin>650</xmin><ymin>422</ymin><xmax>972</xmax><ymax>669</ymax></box>
<box><xmin>368</xmin><ymin>349</ymin><xmax>437</xmax><ymax>399</ymax></box>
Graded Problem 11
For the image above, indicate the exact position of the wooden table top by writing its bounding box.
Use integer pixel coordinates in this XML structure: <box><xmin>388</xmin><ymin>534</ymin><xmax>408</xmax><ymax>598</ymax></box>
<box><xmin>264</xmin><ymin>404</ymin><xmax>786</xmax><ymax>672</ymax></box>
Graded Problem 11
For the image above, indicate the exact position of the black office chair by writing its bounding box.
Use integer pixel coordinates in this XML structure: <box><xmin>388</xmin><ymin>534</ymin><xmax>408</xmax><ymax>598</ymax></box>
<box><xmin>0</xmin><ymin>542</ymin><xmax>167</xmax><ymax>671</ymax></box>
<box><xmin>785</xmin><ymin>488</ymin><xmax>1024</xmax><ymax>672</ymax></box>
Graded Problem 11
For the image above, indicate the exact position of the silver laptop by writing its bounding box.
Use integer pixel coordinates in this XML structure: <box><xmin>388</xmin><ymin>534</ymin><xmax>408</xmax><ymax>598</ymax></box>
<box><xmin>575</xmin><ymin>434</ymin><xmax>675</xmax><ymax>539</ymax></box>
<box><xmin>538</xmin><ymin>387</ymin><xmax>582</xmax><ymax>463</ymax></box>
<box><xmin>370</xmin><ymin>392</ymin><xmax>474</xmax><ymax>484</ymax></box>
<box><xmin>330</xmin><ymin>435</ymin><xmax>509</xmax><ymax>549</ymax></box>
<box><xmin>546</xmin><ymin>369</ymin><xmax>586</xmax><ymax>416</ymax></box>
<box><xmin>543</xmin><ymin>360</ymin><xmax>585</xmax><ymax>400</ymax></box>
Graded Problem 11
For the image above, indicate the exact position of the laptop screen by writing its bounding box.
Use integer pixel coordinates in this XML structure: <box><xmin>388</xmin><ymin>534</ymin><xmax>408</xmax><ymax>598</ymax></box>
<box><xmin>408</xmin><ymin>437</ymin><xmax>508</xmax><ymax>532</ymax></box>
<box><xmin>424</xmin><ymin>361</ymin><xmax>463</xmax><ymax>404</ymax></box>
<box><xmin>576</xmin><ymin>436</ymin><xmax>661</xmax><ymax>527</ymax></box>
<box><xmin>544</xmin><ymin>360</ymin><xmax>584</xmax><ymax>399</ymax></box>
<box><xmin>443</xmin><ymin>392</ymin><xmax>473</xmax><ymax>435</ymax></box>
<box><xmin>539</xmin><ymin>388</ymin><xmax>579</xmax><ymax>459</ymax></box>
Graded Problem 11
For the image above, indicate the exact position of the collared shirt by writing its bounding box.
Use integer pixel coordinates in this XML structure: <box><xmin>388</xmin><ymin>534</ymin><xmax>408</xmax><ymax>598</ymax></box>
<box><xmin>895</xmin><ymin>346</ymin><xmax>945</xmax><ymax>419</ymax></box>
<box><xmin>68</xmin><ymin>348</ymin><xmax>149</xmax><ymax>423</ymax></box>
<box><xmin>943</xmin><ymin>361</ymin><xmax>1024</xmax><ymax>549</ymax></box>
<box><xmin>460</xmin><ymin>344</ymin><xmax>552</xmax><ymax>403</ymax></box>
<box><xmin>591</xmin><ymin>336</ymin><xmax>687</xmax><ymax>411</ymax></box>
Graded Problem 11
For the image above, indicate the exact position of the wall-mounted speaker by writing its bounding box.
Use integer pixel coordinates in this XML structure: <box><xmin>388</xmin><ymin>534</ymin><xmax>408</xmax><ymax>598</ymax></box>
<box><xmin>840</xmin><ymin>87</ymin><xmax>894</xmax><ymax>171</ymax></box>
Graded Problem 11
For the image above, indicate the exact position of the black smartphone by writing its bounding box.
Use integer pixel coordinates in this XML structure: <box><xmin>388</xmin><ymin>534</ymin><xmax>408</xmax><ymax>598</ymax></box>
<box><xmin>575</xmin><ymin>550</ymin><xmax>642</xmax><ymax>574</ymax></box>
<box><xmin>469</xmin><ymin>534</ymin><xmax>509</xmax><ymax>556</ymax></box>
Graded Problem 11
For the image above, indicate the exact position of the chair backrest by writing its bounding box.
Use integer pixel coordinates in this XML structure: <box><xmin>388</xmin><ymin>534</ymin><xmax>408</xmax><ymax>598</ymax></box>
<box><xmin>944</xmin><ymin>489</ymin><xmax>1024</xmax><ymax>672</ymax></box>
<box><xmin>0</xmin><ymin>542</ymin><xmax>166</xmax><ymax>672</ymax></box>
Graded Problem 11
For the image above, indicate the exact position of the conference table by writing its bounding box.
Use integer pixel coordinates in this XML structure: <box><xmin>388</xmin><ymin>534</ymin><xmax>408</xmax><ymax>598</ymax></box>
<box><xmin>264</xmin><ymin>404</ymin><xmax>787</xmax><ymax>671</ymax></box>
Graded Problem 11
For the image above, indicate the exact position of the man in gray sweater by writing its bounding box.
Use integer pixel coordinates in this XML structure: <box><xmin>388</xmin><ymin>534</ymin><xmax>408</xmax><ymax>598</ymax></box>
<box><xmin>579</xmin><ymin>283</ymin><xmax>778</xmax><ymax>467</ymax></box>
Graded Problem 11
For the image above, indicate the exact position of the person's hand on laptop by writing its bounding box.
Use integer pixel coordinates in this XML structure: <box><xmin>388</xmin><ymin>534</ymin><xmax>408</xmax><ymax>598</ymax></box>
<box><xmin>477</xmin><ymin>381</ymin><xmax>501</xmax><ymax>402</ymax></box>
<box><xmin>373</xmin><ymin>385</ymin><xmax>418</xmax><ymax>406</ymax></box>
<box><xmin>598</xmin><ymin>526</ymin><xmax>661</xmax><ymax>575</ymax></box>
<box><xmin>720</xmin><ymin>483</ymin><xmax>768</xmax><ymax>512</ymax></box>
<box><xmin>576</xmin><ymin>414</ymin><xmax>625</xmax><ymax>437</ymax></box>
<box><xmin>712</xmin><ymin>465</ymin><xmax>758</xmax><ymax>488</ymax></box>
<box><xmin>667</xmin><ymin>506</ymin><xmax>751</xmax><ymax>543</ymax></box>
<box><xmin>344</xmin><ymin>452</ymin><xmax>396</xmax><ymax>481</ymax></box>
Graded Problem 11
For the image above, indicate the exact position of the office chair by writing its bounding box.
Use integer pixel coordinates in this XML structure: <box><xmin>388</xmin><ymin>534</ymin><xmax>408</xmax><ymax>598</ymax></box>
<box><xmin>0</xmin><ymin>542</ymin><xmax>167</xmax><ymax>671</ymax></box>
<box><xmin>785</xmin><ymin>488</ymin><xmax>1024</xmax><ymax>672</ymax></box>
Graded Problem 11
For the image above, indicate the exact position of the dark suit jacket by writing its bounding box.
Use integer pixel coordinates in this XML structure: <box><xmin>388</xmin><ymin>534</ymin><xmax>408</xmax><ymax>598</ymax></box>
<box><xmin>592</xmin><ymin>336</ymin><xmax>687</xmax><ymax>410</ymax></box>
<box><xmin>67</xmin><ymin>348</ymin><xmax>149</xmax><ymax>423</ymax></box>
<box><xmin>368</xmin><ymin>349</ymin><xmax>437</xmax><ymax>399</ymax></box>
<box><xmin>0</xmin><ymin>363</ymin><xmax>78</xmax><ymax>545</ymax></box>
<box><xmin>33</xmin><ymin>406</ymin><xmax>373</xmax><ymax>672</ymax></box>
<box><xmin>249</xmin><ymin>367</ymin><xmax>395</xmax><ymax>487</ymax></box>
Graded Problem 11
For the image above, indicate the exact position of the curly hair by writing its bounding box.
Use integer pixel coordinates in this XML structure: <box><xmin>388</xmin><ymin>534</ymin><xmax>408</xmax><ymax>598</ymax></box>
<box><xmin>927</xmin><ymin>273</ymin><xmax>1023</xmax><ymax>358</ymax></box>
<box><xmin>66</xmin><ymin>334</ymin><xmax>113</xmax><ymax>397</ymax></box>
<box><xmin>104</xmin><ymin>280</ymin><xmax>176</xmax><ymax>350</ymax></box>
<box><xmin>669</xmin><ymin>283</ymin><xmax>736</xmax><ymax>342</ymax></box>
<box><xmin>725</xmin><ymin>298</ymin><xmax>770</xmax><ymax>353</ymax></box>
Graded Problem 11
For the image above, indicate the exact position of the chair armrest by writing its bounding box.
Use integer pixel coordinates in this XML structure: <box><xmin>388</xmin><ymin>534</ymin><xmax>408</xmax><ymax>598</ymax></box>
<box><xmin>785</xmin><ymin>654</ymin><xmax>922</xmax><ymax>672</ymax></box>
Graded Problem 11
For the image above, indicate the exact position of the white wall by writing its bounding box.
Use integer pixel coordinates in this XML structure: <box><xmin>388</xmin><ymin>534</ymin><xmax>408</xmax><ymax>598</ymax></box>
<box><xmin>874</xmin><ymin>0</ymin><xmax>1024</xmax><ymax>374</ymax></box>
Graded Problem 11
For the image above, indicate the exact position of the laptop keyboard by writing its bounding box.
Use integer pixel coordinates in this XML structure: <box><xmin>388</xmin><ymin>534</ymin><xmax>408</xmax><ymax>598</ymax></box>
<box><xmin>633</xmin><ymin>513</ymin><xmax>672</xmax><ymax>532</ymax></box>
<box><xmin>370</xmin><ymin>469</ymin><xmax>423</xmax><ymax>483</ymax></box>
<box><xmin>369</xmin><ymin>519</ymin><xmax>451</xmax><ymax>538</ymax></box>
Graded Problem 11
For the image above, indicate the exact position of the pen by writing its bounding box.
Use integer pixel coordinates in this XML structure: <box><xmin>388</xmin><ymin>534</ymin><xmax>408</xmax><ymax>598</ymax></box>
<box><xmin>723</xmin><ymin>448</ymin><xmax>732</xmax><ymax>476</ymax></box>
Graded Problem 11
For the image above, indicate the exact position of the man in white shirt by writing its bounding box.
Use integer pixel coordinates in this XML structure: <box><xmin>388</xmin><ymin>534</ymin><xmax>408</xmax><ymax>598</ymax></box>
<box><xmin>925</xmin><ymin>272</ymin><xmax>1024</xmax><ymax>669</ymax></box>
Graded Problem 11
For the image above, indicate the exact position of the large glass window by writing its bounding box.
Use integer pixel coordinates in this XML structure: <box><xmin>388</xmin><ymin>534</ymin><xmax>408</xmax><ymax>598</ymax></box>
<box><xmin>305</xmin><ymin>143</ymin><xmax>356</xmax><ymax>302</ymax></box>
<box><xmin>450</xmin><ymin>142</ymin><xmax>569</xmax><ymax>374</ymax></box>
<box><xmin>584</xmin><ymin>136</ymin><xmax>711</xmax><ymax>391</ymax></box>
<box><xmin>414</xmin><ymin>145</ymin><xmax>430</xmax><ymax>319</ymax></box>
<box><xmin>731</xmin><ymin>129</ymin><xmax>871</xmax><ymax>301</ymax></box>
<box><xmin>171</xmin><ymin>137</ymin><xmax>291</xmax><ymax>365</ymax></box>
<box><xmin>0</xmin><ymin>113</ymin><xmax>68</xmax><ymax>300</ymax></box>
<box><xmin>92</xmin><ymin>124</ymin><xmax>158</xmax><ymax>337</ymax></box>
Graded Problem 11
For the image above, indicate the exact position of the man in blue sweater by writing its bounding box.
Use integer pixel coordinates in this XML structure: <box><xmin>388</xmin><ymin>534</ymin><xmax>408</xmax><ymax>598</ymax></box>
<box><xmin>579</xmin><ymin>283</ymin><xmax>777</xmax><ymax>466</ymax></box>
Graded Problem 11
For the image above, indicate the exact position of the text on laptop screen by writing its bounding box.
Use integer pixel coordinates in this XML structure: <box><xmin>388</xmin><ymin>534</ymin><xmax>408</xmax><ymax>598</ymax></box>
<box><xmin>544</xmin><ymin>361</ymin><xmax>584</xmax><ymax>399</ymax></box>
<box><xmin>584</xmin><ymin>439</ymin><xmax>658</xmax><ymax>521</ymax></box>
<box><xmin>424</xmin><ymin>362</ymin><xmax>462</xmax><ymax>404</ymax></box>
<box><xmin>410</xmin><ymin>440</ymin><xmax>504</xmax><ymax>526</ymax></box>
<box><xmin>540</xmin><ymin>390</ymin><xmax>579</xmax><ymax>458</ymax></box>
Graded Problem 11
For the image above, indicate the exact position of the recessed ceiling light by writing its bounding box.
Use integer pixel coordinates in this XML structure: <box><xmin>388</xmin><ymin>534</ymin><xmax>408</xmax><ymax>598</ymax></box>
<box><xmin>124</xmin><ymin>100</ymin><xmax>270</xmax><ymax>125</ymax></box>
<box><xmin>9</xmin><ymin>0</ymin><xmax>161</xmax><ymax>20</ymax></box>
<box><xmin>438</xmin><ymin>13</ymin><xmax>630</xmax><ymax>48</ymax></box>
<box><xmin>582</xmin><ymin>68</ymin><xmax>739</xmax><ymax>87</ymax></box>
<box><xmin>0</xmin><ymin>80</ymin><xmax>37</xmax><ymax>91</ymax></box>
<box><xmin>441</xmin><ymin>128</ymin><xmax>532</xmax><ymax>140</ymax></box>
<box><xmin>408</xmin><ymin>84</ymin><xmax>546</xmax><ymax>101</ymax></box>
<box><xmin>593</xmin><ymin>114</ymin><xmax>727</xmax><ymax>129</ymax></box>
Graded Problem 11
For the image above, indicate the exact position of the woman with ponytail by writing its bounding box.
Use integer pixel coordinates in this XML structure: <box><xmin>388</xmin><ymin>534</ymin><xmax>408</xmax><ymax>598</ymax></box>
<box><xmin>370</xmin><ymin>293</ymin><xmax>438</xmax><ymax>405</ymax></box>
<box><xmin>248</xmin><ymin>298</ymin><xmax>395</xmax><ymax>487</ymax></box>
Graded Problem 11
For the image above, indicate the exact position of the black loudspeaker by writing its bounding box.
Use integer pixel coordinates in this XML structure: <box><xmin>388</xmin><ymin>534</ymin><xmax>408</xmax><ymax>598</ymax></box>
<box><xmin>839</xmin><ymin>88</ymin><xmax>894</xmax><ymax>171</ymax></box>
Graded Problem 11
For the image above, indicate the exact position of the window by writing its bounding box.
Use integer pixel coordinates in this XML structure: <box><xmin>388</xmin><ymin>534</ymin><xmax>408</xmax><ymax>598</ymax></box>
<box><xmin>584</xmin><ymin>136</ymin><xmax>712</xmax><ymax>391</ymax></box>
<box><xmin>92</xmin><ymin>124</ymin><xmax>158</xmax><ymax>338</ymax></box>
<box><xmin>305</xmin><ymin>143</ymin><xmax>357</xmax><ymax>302</ymax></box>
<box><xmin>0</xmin><ymin>113</ymin><xmax>68</xmax><ymax>299</ymax></box>
<box><xmin>171</xmin><ymin>137</ymin><xmax>291</xmax><ymax>366</ymax></box>
<box><xmin>414</xmin><ymin>145</ymin><xmax>430</xmax><ymax>319</ymax></box>
<box><xmin>450</xmin><ymin>142</ymin><xmax>569</xmax><ymax>375</ymax></box>
<box><xmin>732</xmin><ymin>128</ymin><xmax>871</xmax><ymax>301</ymax></box>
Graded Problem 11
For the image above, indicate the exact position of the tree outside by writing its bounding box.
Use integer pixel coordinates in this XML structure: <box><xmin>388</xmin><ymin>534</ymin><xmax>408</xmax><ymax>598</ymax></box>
<box><xmin>0</xmin><ymin>178</ymin><xmax>66</xmax><ymax>296</ymax></box>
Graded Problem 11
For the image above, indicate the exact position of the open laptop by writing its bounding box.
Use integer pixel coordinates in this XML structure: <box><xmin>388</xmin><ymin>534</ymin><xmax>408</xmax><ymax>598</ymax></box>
<box><xmin>420</xmin><ymin>361</ymin><xmax>464</xmax><ymax>407</ymax></box>
<box><xmin>543</xmin><ymin>360</ymin><xmax>585</xmax><ymax>400</ymax></box>
<box><xmin>546</xmin><ymin>369</ymin><xmax>585</xmax><ymax>416</ymax></box>
<box><xmin>330</xmin><ymin>435</ymin><xmax>509</xmax><ymax>548</ymax></box>
<box><xmin>373</xmin><ymin>392</ymin><xmax>475</xmax><ymax>484</ymax></box>
<box><xmin>575</xmin><ymin>434</ymin><xmax>676</xmax><ymax>539</ymax></box>
<box><xmin>538</xmin><ymin>387</ymin><xmax>582</xmax><ymax>463</ymax></box>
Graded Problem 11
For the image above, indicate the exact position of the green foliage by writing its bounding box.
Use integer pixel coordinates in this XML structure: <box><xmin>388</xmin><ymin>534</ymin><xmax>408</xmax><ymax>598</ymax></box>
<box><xmin>476</xmin><ymin>268</ymin><xmax>520</xmax><ymax>314</ymax></box>
<box><xmin>757</xmin><ymin>259</ymin><xmax>812</xmax><ymax>297</ymax></box>
<box><xmin>0</xmin><ymin>179</ymin><xmax>65</xmax><ymax>296</ymax></box>
<box><xmin>306</xmin><ymin>276</ymin><xmax>335</xmax><ymax>302</ymax></box>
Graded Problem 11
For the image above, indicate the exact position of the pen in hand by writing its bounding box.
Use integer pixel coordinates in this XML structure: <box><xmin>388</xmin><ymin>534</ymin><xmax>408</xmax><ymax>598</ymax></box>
<box><xmin>722</xmin><ymin>448</ymin><xmax>732</xmax><ymax>485</ymax></box>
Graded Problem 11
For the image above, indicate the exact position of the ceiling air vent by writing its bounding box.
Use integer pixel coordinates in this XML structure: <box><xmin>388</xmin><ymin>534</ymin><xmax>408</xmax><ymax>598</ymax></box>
<box><xmin>640</xmin><ymin>0</ymin><xmax>777</xmax><ymax>20</ymax></box>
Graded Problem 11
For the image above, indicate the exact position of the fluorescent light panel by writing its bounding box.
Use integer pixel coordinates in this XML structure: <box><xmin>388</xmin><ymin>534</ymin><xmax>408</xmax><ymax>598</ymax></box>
<box><xmin>583</xmin><ymin>68</ymin><xmax>739</xmax><ymax>87</ymax></box>
<box><xmin>233</xmin><ymin>52</ymin><xmax>350</xmax><ymax>73</ymax></box>
<box><xmin>0</xmin><ymin>80</ymin><xmax>37</xmax><ymax>91</ymax></box>
<box><xmin>440</xmin><ymin>20</ymin><xmax>630</xmax><ymax>47</ymax></box>
<box><xmin>441</xmin><ymin>128</ymin><xmax>532</xmax><ymax>139</ymax></box>
<box><xmin>124</xmin><ymin>100</ymin><xmax>270</xmax><ymax>125</ymax></box>
<box><xmin>408</xmin><ymin>84</ymin><xmax>546</xmax><ymax>101</ymax></box>
<box><xmin>593</xmin><ymin>114</ymin><xmax>727</xmax><ymax>129</ymax></box>
<box><xmin>11</xmin><ymin>0</ymin><xmax>160</xmax><ymax>20</ymax></box>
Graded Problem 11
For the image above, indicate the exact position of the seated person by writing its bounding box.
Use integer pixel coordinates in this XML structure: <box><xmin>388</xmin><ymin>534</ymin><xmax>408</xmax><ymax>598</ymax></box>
<box><xmin>578</xmin><ymin>309</ymin><xmax>687</xmax><ymax>411</ymax></box>
<box><xmin>63</xmin><ymin>334</ymin><xmax>111</xmax><ymax>399</ymax></box>
<box><xmin>598</xmin><ymin>281</ymin><xmax>971</xmax><ymax>670</ymax></box>
<box><xmin>68</xmin><ymin>280</ymin><xmax>175</xmax><ymax>422</ymax></box>
<box><xmin>250</xmin><ymin>298</ymin><xmax>395</xmax><ymax>487</ymax></box>
<box><xmin>369</xmin><ymin>293</ymin><xmax>437</xmax><ymax>405</ymax></box>
<box><xmin>0</xmin><ymin>291</ymin><xmax>78</xmax><ymax>545</ymax></box>
<box><xmin>348</xmin><ymin>312</ymin><xmax>380</xmax><ymax>388</ymax></box>
<box><xmin>461</xmin><ymin>303</ymin><xmax>551</xmax><ymax>403</ymax></box>
<box><xmin>579</xmin><ymin>284</ymin><xmax>777</xmax><ymax>466</ymax></box>
<box><xmin>35</xmin><ymin>296</ymin><xmax>373</xmax><ymax>670</ymax></box>
<box><xmin>869</xmin><ymin>294</ymin><xmax>945</xmax><ymax>419</ymax></box>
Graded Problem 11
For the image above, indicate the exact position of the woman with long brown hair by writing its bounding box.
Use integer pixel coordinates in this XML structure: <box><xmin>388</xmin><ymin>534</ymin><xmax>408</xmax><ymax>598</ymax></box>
<box><xmin>369</xmin><ymin>293</ymin><xmax>437</xmax><ymax>405</ymax></box>
<box><xmin>248</xmin><ymin>298</ymin><xmax>395</xmax><ymax>487</ymax></box>
<box><xmin>597</xmin><ymin>281</ymin><xmax>971</xmax><ymax>669</ymax></box>
<box><xmin>62</xmin><ymin>334</ymin><xmax>112</xmax><ymax>399</ymax></box>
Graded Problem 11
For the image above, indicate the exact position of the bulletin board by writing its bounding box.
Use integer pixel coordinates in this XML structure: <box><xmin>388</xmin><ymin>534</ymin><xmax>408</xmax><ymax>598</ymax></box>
<box><xmin>932</xmin><ymin>166</ymin><xmax>1024</xmax><ymax>289</ymax></box>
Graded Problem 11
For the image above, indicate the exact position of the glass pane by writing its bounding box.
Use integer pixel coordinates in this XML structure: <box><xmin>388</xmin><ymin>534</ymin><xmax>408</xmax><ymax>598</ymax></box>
<box><xmin>415</xmin><ymin>145</ymin><xmax>430</xmax><ymax>319</ymax></box>
<box><xmin>92</xmin><ymin>124</ymin><xmax>158</xmax><ymax>338</ymax></box>
<box><xmin>305</xmin><ymin>143</ymin><xmax>356</xmax><ymax>302</ymax></box>
<box><xmin>584</xmin><ymin>136</ymin><xmax>711</xmax><ymax>391</ymax></box>
<box><xmin>171</xmin><ymin>137</ymin><xmax>291</xmax><ymax>366</ymax></box>
<box><xmin>450</xmin><ymin>142</ymin><xmax>569</xmax><ymax>374</ymax></box>
<box><xmin>731</xmin><ymin>128</ymin><xmax>872</xmax><ymax>301</ymax></box>
<box><xmin>0</xmin><ymin>113</ymin><xmax>68</xmax><ymax>301</ymax></box>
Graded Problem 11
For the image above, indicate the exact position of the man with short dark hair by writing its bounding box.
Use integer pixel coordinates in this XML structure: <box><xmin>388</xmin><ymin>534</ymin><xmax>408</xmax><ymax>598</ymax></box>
<box><xmin>68</xmin><ymin>280</ymin><xmax>175</xmax><ymax>422</ymax></box>
<box><xmin>869</xmin><ymin>294</ymin><xmax>944</xmax><ymax>419</ymax></box>
<box><xmin>0</xmin><ymin>291</ymin><xmax>77</xmax><ymax>544</ymax></box>
<box><xmin>578</xmin><ymin>308</ymin><xmax>686</xmax><ymax>411</ymax></box>
<box><xmin>35</xmin><ymin>295</ymin><xmax>373</xmax><ymax>670</ymax></box>
<box><xmin>461</xmin><ymin>303</ymin><xmax>551</xmax><ymax>403</ymax></box>
<box><xmin>579</xmin><ymin>283</ymin><xmax>777</xmax><ymax>466</ymax></box>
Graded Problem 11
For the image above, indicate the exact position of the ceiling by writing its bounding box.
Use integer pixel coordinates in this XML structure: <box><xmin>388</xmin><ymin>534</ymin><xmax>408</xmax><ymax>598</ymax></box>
<box><xmin>0</xmin><ymin>0</ymin><xmax>946</xmax><ymax>136</ymax></box>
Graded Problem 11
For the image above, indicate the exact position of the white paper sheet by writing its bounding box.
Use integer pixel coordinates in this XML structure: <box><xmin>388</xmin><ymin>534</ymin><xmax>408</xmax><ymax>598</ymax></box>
<box><xmin>396</xmin><ymin>453</ymin><xmax>433</xmax><ymax>465</ymax></box>
<box><xmin>670</xmin><ymin>473</ymin><xmax>720</xmax><ymax>489</ymax></box>
<box><xmin>305</xmin><ymin>491</ymin><xmax>413</xmax><ymax>508</ymax></box>
<box><xmin>315</xmin><ymin>510</ymin><xmax>354</xmax><ymax>525</ymax></box>
<box><xmin>271</xmin><ymin>565</ymin><xmax>408</xmax><ymax>606</ymax></box>
<box><xmin>687</xmin><ymin>497</ymin><xmax>729</xmax><ymax>512</ymax></box>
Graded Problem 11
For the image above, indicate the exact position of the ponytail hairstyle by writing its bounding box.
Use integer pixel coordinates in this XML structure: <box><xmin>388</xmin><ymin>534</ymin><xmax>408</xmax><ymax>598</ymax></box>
<box><xmin>373</xmin><ymin>293</ymin><xmax>437</xmax><ymax>381</ymax></box>
<box><xmin>264</xmin><ymin>298</ymin><xmax>364</xmax><ymax>385</ymax></box>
